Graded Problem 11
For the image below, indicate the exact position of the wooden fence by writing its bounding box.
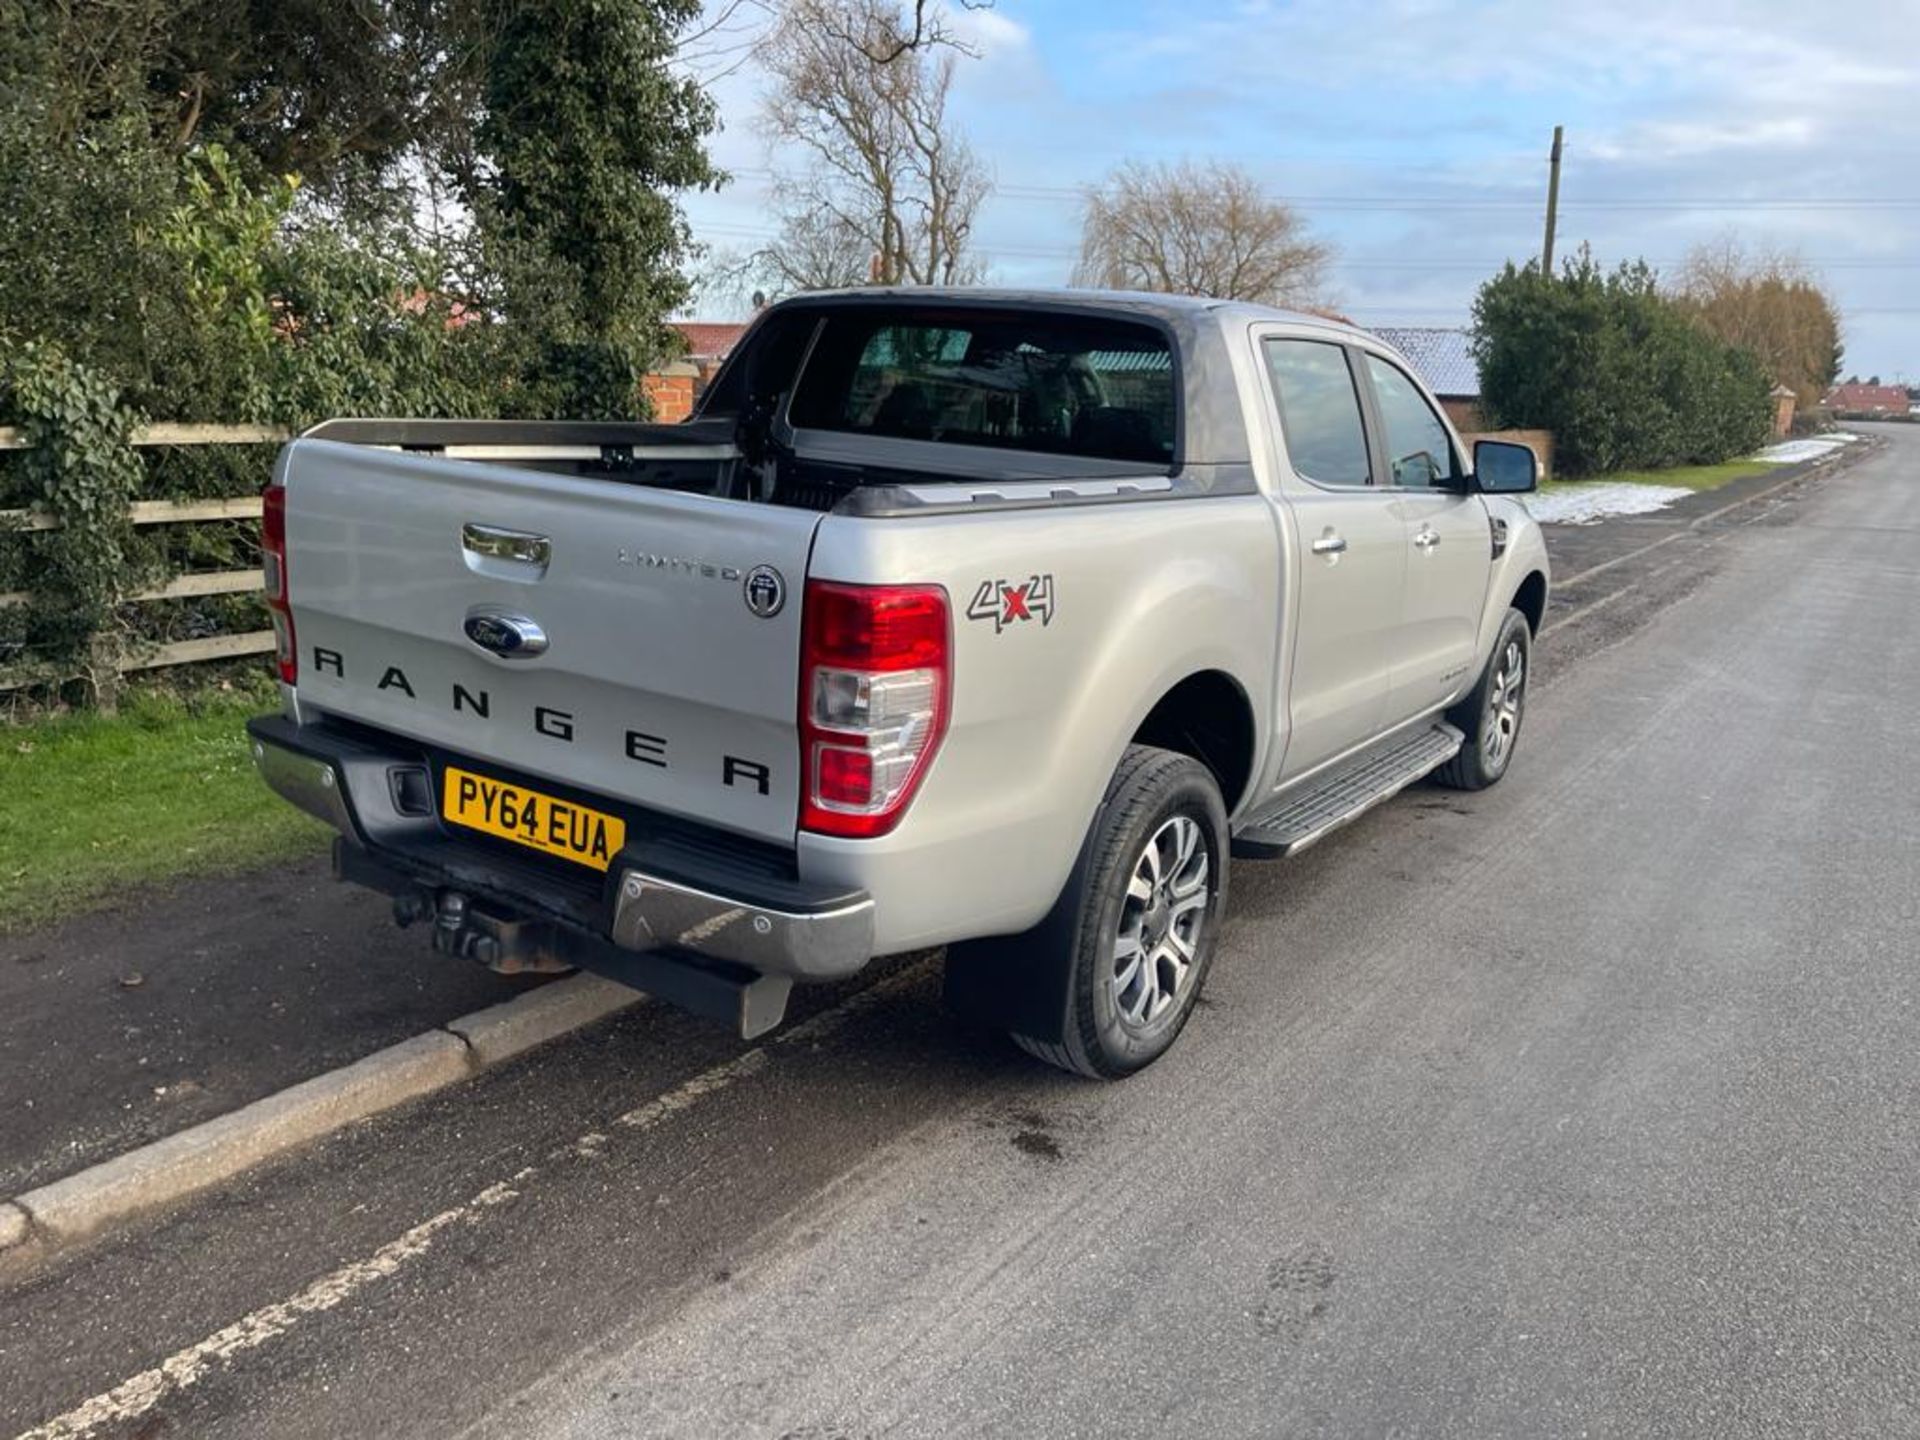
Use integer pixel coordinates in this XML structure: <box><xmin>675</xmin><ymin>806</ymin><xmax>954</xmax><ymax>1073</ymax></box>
<box><xmin>0</xmin><ymin>424</ymin><xmax>288</xmax><ymax>693</ymax></box>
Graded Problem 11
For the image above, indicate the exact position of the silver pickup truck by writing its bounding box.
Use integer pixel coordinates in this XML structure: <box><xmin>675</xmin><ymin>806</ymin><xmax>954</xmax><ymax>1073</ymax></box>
<box><xmin>249</xmin><ymin>289</ymin><xmax>1547</xmax><ymax>1078</ymax></box>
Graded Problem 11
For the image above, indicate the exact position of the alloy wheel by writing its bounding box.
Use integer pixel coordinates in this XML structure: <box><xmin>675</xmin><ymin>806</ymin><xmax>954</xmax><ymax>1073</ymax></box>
<box><xmin>1483</xmin><ymin>638</ymin><xmax>1526</xmax><ymax>770</ymax></box>
<box><xmin>1111</xmin><ymin>815</ymin><xmax>1210</xmax><ymax>1030</ymax></box>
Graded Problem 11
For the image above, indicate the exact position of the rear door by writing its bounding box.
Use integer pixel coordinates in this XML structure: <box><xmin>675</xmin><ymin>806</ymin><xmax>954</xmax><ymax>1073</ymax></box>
<box><xmin>282</xmin><ymin>440</ymin><xmax>820</xmax><ymax>844</ymax></box>
<box><xmin>1258</xmin><ymin>335</ymin><xmax>1406</xmax><ymax>782</ymax></box>
<box><xmin>1356</xmin><ymin>351</ymin><xmax>1491</xmax><ymax>723</ymax></box>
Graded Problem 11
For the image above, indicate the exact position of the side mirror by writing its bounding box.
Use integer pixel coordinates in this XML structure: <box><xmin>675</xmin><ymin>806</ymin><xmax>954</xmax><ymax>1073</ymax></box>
<box><xmin>1472</xmin><ymin>439</ymin><xmax>1538</xmax><ymax>494</ymax></box>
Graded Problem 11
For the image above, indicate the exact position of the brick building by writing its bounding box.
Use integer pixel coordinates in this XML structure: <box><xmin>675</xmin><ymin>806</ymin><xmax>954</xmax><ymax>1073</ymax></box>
<box><xmin>1824</xmin><ymin>383</ymin><xmax>1912</xmax><ymax>419</ymax></box>
<box><xmin>643</xmin><ymin>321</ymin><xmax>751</xmax><ymax>422</ymax></box>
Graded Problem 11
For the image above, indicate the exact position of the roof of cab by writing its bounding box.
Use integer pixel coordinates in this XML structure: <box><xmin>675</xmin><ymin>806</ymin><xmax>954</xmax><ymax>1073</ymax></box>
<box><xmin>775</xmin><ymin>286</ymin><xmax>1362</xmax><ymax>337</ymax></box>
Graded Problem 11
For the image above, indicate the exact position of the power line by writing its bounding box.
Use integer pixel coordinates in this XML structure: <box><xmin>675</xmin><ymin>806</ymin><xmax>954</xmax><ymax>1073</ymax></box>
<box><xmin>717</xmin><ymin>167</ymin><xmax>1920</xmax><ymax>212</ymax></box>
<box><xmin>694</xmin><ymin>223</ymin><xmax>1920</xmax><ymax>271</ymax></box>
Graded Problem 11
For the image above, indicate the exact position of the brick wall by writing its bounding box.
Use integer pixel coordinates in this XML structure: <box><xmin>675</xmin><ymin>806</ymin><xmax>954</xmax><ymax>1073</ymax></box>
<box><xmin>642</xmin><ymin>360</ymin><xmax>703</xmax><ymax>423</ymax></box>
<box><xmin>1772</xmin><ymin>390</ymin><xmax>1797</xmax><ymax>438</ymax></box>
<box><xmin>643</xmin><ymin>374</ymin><xmax>696</xmax><ymax>423</ymax></box>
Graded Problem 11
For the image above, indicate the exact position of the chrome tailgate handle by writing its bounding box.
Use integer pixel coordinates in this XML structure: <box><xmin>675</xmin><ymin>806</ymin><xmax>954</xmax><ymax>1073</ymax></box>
<box><xmin>462</xmin><ymin>523</ymin><xmax>551</xmax><ymax>570</ymax></box>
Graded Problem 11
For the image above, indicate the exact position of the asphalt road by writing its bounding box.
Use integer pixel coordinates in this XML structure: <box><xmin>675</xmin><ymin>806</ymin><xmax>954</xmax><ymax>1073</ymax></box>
<box><xmin>2</xmin><ymin>426</ymin><xmax>1914</xmax><ymax>1438</ymax></box>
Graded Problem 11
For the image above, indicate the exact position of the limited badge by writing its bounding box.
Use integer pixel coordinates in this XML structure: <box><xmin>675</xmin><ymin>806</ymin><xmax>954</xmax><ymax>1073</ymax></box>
<box><xmin>743</xmin><ymin>564</ymin><xmax>786</xmax><ymax>618</ymax></box>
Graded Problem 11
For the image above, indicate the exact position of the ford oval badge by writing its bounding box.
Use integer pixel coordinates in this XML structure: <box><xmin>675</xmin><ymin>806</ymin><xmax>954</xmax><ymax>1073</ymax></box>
<box><xmin>463</xmin><ymin>608</ymin><xmax>549</xmax><ymax>660</ymax></box>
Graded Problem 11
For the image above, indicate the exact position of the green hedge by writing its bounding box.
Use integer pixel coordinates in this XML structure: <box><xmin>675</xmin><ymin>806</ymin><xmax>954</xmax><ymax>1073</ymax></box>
<box><xmin>1471</xmin><ymin>253</ymin><xmax>1772</xmax><ymax>478</ymax></box>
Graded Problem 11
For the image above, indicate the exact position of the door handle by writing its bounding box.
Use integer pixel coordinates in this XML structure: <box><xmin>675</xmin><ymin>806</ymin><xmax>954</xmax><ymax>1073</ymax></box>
<box><xmin>1413</xmin><ymin>528</ymin><xmax>1441</xmax><ymax>551</ymax></box>
<box><xmin>462</xmin><ymin>523</ymin><xmax>552</xmax><ymax>568</ymax></box>
<box><xmin>1310</xmin><ymin>532</ymin><xmax>1348</xmax><ymax>556</ymax></box>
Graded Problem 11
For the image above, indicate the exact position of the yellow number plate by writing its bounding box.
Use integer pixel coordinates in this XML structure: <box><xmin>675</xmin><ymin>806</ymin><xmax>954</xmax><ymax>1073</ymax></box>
<box><xmin>442</xmin><ymin>767</ymin><xmax>626</xmax><ymax>871</ymax></box>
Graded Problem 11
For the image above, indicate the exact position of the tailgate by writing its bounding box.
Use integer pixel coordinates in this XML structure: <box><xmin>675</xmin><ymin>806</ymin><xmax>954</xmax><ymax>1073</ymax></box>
<box><xmin>282</xmin><ymin>439</ymin><xmax>819</xmax><ymax>845</ymax></box>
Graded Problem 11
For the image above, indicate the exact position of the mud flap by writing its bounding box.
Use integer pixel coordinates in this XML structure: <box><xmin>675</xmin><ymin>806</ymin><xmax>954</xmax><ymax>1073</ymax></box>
<box><xmin>940</xmin><ymin>792</ymin><xmax>1107</xmax><ymax>1046</ymax></box>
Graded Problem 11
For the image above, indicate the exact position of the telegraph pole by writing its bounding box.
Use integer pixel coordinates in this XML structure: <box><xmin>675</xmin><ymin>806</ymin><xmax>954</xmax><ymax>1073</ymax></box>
<box><xmin>1541</xmin><ymin>124</ymin><xmax>1564</xmax><ymax>274</ymax></box>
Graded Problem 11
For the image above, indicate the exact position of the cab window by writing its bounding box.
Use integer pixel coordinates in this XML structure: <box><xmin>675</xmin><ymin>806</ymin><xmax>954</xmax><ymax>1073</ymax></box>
<box><xmin>788</xmin><ymin>310</ymin><xmax>1176</xmax><ymax>466</ymax></box>
<box><xmin>1364</xmin><ymin>354</ymin><xmax>1457</xmax><ymax>487</ymax></box>
<box><xmin>1263</xmin><ymin>339</ymin><xmax>1372</xmax><ymax>487</ymax></box>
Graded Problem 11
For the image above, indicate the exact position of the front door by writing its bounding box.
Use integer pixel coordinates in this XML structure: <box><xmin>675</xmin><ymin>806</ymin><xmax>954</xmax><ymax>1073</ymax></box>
<box><xmin>1258</xmin><ymin>336</ymin><xmax>1406</xmax><ymax>782</ymax></box>
<box><xmin>1358</xmin><ymin>352</ymin><xmax>1492</xmax><ymax>722</ymax></box>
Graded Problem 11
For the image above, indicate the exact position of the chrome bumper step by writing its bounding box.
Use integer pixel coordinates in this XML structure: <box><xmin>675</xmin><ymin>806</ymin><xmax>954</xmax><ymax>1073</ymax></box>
<box><xmin>1233</xmin><ymin>722</ymin><xmax>1464</xmax><ymax>859</ymax></box>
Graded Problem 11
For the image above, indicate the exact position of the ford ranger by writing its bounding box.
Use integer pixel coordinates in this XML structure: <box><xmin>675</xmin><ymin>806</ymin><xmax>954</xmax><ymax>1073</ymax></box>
<box><xmin>248</xmin><ymin>290</ymin><xmax>1548</xmax><ymax>1078</ymax></box>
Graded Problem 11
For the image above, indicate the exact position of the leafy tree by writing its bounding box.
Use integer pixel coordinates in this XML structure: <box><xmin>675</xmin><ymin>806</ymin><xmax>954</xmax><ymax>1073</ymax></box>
<box><xmin>463</xmin><ymin>0</ymin><xmax>718</xmax><ymax>416</ymax></box>
<box><xmin>1472</xmin><ymin>250</ymin><xmax>1771</xmax><ymax>476</ymax></box>
<box><xmin>1</xmin><ymin>0</ymin><xmax>456</xmax><ymax>198</ymax></box>
<box><xmin>1074</xmin><ymin>161</ymin><xmax>1330</xmax><ymax>306</ymax></box>
<box><xmin>0</xmin><ymin>0</ymin><xmax>720</xmax><ymax>421</ymax></box>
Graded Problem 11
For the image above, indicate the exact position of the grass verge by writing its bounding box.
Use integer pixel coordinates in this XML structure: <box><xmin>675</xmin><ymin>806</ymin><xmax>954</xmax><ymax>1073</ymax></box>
<box><xmin>0</xmin><ymin>686</ymin><xmax>325</xmax><ymax>933</ymax></box>
<box><xmin>1542</xmin><ymin>459</ymin><xmax>1773</xmax><ymax>495</ymax></box>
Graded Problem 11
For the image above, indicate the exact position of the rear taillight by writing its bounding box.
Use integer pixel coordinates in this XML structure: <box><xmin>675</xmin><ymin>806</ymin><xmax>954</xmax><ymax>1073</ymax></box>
<box><xmin>261</xmin><ymin>483</ymin><xmax>296</xmax><ymax>684</ymax></box>
<box><xmin>799</xmin><ymin>581</ymin><xmax>950</xmax><ymax>838</ymax></box>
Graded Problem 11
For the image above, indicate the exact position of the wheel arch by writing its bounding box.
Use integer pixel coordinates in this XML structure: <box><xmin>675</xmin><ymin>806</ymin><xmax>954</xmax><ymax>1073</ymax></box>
<box><xmin>1512</xmin><ymin>569</ymin><xmax>1548</xmax><ymax>635</ymax></box>
<box><xmin>1129</xmin><ymin>669</ymin><xmax>1259</xmax><ymax>814</ymax></box>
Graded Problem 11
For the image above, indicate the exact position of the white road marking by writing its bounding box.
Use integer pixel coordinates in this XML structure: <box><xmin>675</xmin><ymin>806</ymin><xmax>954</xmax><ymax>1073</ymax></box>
<box><xmin>14</xmin><ymin>962</ymin><xmax>933</xmax><ymax>1440</ymax></box>
<box><xmin>617</xmin><ymin>1048</ymin><xmax>768</xmax><ymax>1129</ymax></box>
<box><xmin>15</xmin><ymin>1170</ymin><xmax>535</xmax><ymax>1440</ymax></box>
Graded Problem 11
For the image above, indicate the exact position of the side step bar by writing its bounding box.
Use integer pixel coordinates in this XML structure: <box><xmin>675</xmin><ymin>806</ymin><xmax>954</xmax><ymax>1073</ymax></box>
<box><xmin>1233</xmin><ymin>722</ymin><xmax>1464</xmax><ymax>859</ymax></box>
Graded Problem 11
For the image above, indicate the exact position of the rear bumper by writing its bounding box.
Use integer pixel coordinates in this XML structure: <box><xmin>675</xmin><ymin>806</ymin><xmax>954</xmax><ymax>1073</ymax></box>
<box><xmin>247</xmin><ymin>715</ymin><xmax>876</xmax><ymax>991</ymax></box>
<box><xmin>603</xmin><ymin>870</ymin><xmax>874</xmax><ymax>979</ymax></box>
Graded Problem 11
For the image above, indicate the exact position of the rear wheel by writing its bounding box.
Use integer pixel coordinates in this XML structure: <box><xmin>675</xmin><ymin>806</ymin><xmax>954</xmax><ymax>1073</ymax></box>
<box><xmin>1436</xmin><ymin>608</ymin><xmax>1531</xmax><ymax>791</ymax></box>
<box><xmin>1003</xmin><ymin>746</ymin><xmax>1228</xmax><ymax>1079</ymax></box>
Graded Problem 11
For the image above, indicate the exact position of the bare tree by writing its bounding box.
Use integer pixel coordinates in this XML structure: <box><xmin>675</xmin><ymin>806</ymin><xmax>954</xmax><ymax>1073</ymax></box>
<box><xmin>1674</xmin><ymin>237</ymin><xmax>1843</xmax><ymax>411</ymax></box>
<box><xmin>1074</xmin><ymin>161</ymin><xmax>1331</xmax><ymax>306</ymax></box>
<box><xmin>749</xmin><ymin>0</ymin><xmax>988</xmax><ymax>296</ymax></box>
<box><xmin>807</xmin><ymin>0</ymin><xmax>994</xmax><ymax>63</ymax></box>
<box><xmin>678</xmin><ymin>0</ymin><xmax>991</xmax><ymax>85</ymax></box>
<box><xmin>700</xmin><ymin>202</ymin><xmax>872</xmax><ymax>307</ymax></box>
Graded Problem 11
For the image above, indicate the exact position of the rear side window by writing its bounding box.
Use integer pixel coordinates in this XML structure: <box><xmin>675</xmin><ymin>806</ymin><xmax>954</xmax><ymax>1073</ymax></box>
<box><xmin>1263</xmin><ymin>339</ymin><xmax>1371</xmax><ymax>487</ymax></box>
<box><xmin>788</xmin><ymin>311</ymin><xmax>1176</xmax><ymax>466</ymax></box>
<box><xmin>693</xmin><ymin>309</ymin><xmax>816</xmax><ymax>421</ymax></box>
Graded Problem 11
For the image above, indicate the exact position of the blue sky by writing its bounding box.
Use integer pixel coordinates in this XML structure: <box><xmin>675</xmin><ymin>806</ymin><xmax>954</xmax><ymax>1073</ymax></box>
<box><xmin>681</xmin><ymin>0</ymin><xmax>1920</xmax><ymax>381</ymax></box>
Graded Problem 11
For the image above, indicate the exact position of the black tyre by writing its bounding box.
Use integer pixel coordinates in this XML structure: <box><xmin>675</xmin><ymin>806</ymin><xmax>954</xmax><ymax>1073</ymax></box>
<box><xmin>1002</xmin><ymin>745</ymin><xmax>1229</xmax><ymax>1079</ymax></box>
<box><xmin>1435</xmin><ymin>607</ymin><xmax>1531</xmax><ymax>791</ymax></box>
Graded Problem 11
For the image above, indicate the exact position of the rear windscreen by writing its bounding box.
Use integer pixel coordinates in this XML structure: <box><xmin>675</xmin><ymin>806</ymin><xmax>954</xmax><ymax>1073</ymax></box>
<box><xmin>787</xmin><ymin>310</ymin><xmax>1177</xmax><ymax>467</ymax></box>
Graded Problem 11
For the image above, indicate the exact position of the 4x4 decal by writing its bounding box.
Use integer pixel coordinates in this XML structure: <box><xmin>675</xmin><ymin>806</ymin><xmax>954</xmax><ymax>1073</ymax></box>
<box><xmin>967</xmin><ymin>574</ymin><xmax>1055</xmax><ymax>633</ymax></box>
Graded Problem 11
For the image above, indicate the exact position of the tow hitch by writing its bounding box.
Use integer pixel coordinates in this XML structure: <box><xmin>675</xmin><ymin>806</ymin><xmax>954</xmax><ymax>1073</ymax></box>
<box><xmin>402</xmin><ymin>889</ymin><xmax>576</xmax><ymax>977</ymax></box>
<box><xmin>342</xmin><ymin>842</ymin><xmax>795</xmax><ymax>1038</ymax></box>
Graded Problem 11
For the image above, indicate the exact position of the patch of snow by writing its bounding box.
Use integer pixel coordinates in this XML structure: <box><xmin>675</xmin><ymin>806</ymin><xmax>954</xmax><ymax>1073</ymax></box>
<box><xmin>1522</xmin><ymin>483</ymin><xmax>1693</xmax><ymax>526</ymax></box>
<box><xmin>1753</xmin><ymin>432</ymin><xmax>1859</xmax><ymax>465</ymax></box>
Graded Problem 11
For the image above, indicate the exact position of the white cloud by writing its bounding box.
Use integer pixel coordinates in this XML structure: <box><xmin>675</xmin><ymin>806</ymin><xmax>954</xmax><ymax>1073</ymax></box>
<box><xmin>1589</xmin><ymin>118</ymin><xmax>1818</xmax><ymax>163</ymax></box>
<box><xmin>946</xmin><ymin>4</ymin><xmax>1033</xmax><ymax>57</ymax></box>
